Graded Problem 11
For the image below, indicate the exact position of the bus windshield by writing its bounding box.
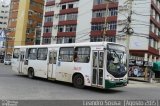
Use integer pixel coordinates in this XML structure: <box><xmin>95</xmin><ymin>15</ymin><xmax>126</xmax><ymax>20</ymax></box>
<box><xmin>107</xmin><ymin>44</ymin><xmax>127</xmax><ymax>78</ymax></box>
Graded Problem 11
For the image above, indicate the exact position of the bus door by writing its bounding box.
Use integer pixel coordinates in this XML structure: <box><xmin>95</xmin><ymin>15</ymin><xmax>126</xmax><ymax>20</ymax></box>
<box><xmin>19</xmin><ymin>51</ymin><xmax>25</xmax><ymax>73</ymax></box>
<box><xmin>47</xmin><ymin>50</ymin><xmax>57</xmax><ymax>79</ymax></box>
<box><xmin>92</xmin><ymin>51</ymin><xmax>104</xmax><ymax>87</ymax></box>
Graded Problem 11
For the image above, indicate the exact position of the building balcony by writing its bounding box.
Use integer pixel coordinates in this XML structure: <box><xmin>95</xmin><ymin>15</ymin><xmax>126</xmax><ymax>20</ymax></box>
<box><xmin>9</xmin><ymin>12</ymin><xmax>18</xmax><ymax>19</ymax></box>
<box><xmin>11</xmin><ymin>4</ymin><xmax>19</xmax><ymax>10</ymax></box>
<box><xmin>148</xmin><ymin>46</ymin><xmax>159</xmax><ymax>56</ymax></box>
<box><xmin>45</xmin><ymin>11</ymin><xmax>54</xmax><ymax>16</ymax></box>
<box><xmin>90</xmin><ymin>30</ymin><xmax>116</xmax><ymax>37</ymax></box>
<box><xmin>27</xmin><ymin>23</ymin><xmax>37</xmax><ymax>28</ymax></box>
<box><xmin>7</xmin><ymin>41</ymin><xmax>14</xmax><ymax>45</ymax></box>
<box><xmin>57</xmin><ymin>32</ymin><xmax>76</xmax><ymax>37</ymax></box>
<box><xmin>46</xmin><ymin>1</ymin><xmax>55</xmax><ymax>6</ymax></box>
<box><xmin>93</xmin><ymin>2</ymin><xmax>118</xmax><ymax>11</ymax></box>
<box><xmin>151</xmin><ymin>0</ymin><xmax>160</xmax><ymax>15</ymax></box>
<box><xmin>33</xmin><ymin>0</ymin><xmax>44</xmax><ymax>5</ymax></box>
<box><xmin>43</xmin><ymin>33</ymin><xmax>52</xmax><ymax>38</ymax></box>
<box><xmin>150</xmin><ymin>16</ymin><xmax>160</xmax><ymax>28</ymax></box>
<box><xmin>44</xmin><ymin>22</ymin><xmax>53</xmax><ymax>27</ymax></box>
<box><xmin>60</xmin><ymin>0</ymin><xmax>79</xmax><ymax>4</ymax></box>
<box><xmin>26</xmin><ymin>33</ymin><xmax>35</xmax><ymax>39</ymax></box>
<box><xmin>26</xmin><ymin>42</ymin><xmax>34</xmax><ymax>45</ymax></box>
<box><xmin>8</xmin><ymin>21</ymin><xmax>17</xmax><ymax>28</ymax></box>
<box><xmin>149</xmin><ymin>31</ymin><xmax>159</xmax><ymax>41</ymax></box>
<box><xmin>7</xmin><ymin>31</ymin><xmax>15</xmax><ymax>37</ymax></box>
<box><xmin>59</xmin><ymin>8</ymin><xmax>78</xmax><ymax>15</ymax></box>
<box><xmin>58</xmin><ymin>20</ymin><xmax>77</xmax><ymax>25</ymax></box>
<box><xmin>28</xmin><ymin>14</ymin><xmax>42</xmax><ymax>22</ymax></box>
<box><xmin>30</xmin><ymin>5</ymin><xmax>43</xmax><ymax>14</ymax></box>
<box><xmin>91</xmin><ymin>16</ymin><xmax>117</xmax><ymax>24</ymax></box>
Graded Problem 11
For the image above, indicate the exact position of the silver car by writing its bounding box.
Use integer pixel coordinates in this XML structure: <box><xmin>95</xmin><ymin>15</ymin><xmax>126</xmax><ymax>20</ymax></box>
<box><xmin>4</xmin><ymin>59</ymin><xmax>11</xmax><ymax>65</ymax></box>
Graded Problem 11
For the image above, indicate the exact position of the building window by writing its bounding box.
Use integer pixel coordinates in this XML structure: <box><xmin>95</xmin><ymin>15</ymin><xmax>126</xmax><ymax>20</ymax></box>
<box><xmin>64</xmin><ymin>37</ymin><xmax>75</xmax><ymax>43</ymax></box>
<box><xmin>61</xmin><ymin>2</ymin><xmax>78</xmax><ymax>10</ymax></box>
<box><xmin>58</xmin><ymin>26</ymin><xmax>65</xmax><ymax>32</ymax></box>
<box><xmin>93</xmin><ymin>0</ymin><xmax>105</xmax><ymax>5</ymax></box>
<box><xmin>109</xmin><ymin>8</ymin><xmax>118</xmax><ymax>16</ymax></box>
<box><xmin>59</xmin><ymin>15</ymin><xmax>65</xmax><ymax>21</ymax></box>
<box><xmin>93</xmin><ymin>10</ymin><xmax>105</xmax><ymax>18</ymax></box>
<box><xmin>44</xmin><ymin>27</ymin><xmax>52</xmax><ymax>33</ymax></box>
<box><xmin>108</xmin><ymin>22</ymin><xmax>117</xmax><ymax>30</ymax></box>
<box><xmin>45</xmin><ymin>16</ymin><xmax>53</xmax><ymax>22</ymax></box>
<box><xmin>37</xmin><ymin>48</ymin><xmax>48</xmax><ymax>60</ymax></box>
<box><xmin>62</xmin><ymin>5</ymin><xmax>66</xmax><ymax>10</ymax></box>
<box><xmin>68</xmin><ymin>4</ymin><xmax>73</xmax><ymax>8</ymax></box>
<box><xmin>90</xmin><ymin>37</ymin><xmax>103</xmax><ymax>42</ymax></box>
<box><xmin>57</xmin><ymin>37</ymin><xmax>63</xmax><ymax>44</ymax></box>
<box><xmin>91</xmin><ymin>24</ymin><xmax>104</xmax><ymax>31</ymax></box>
<box><xmin>59</xmin><ymin>47</ymin><xmax>74</xmax><ymax>62</ymax></box>
<box><xmin>42</xmin><ymin>37</ymin><xmax>51</xmax><ymax>44</ymax></box>
<box><xmin>106</xmin><ymin>36</ymin><xmax>116</xmax><ymax>42</ymax></box>
<box><xmin>57</xmin><ymin>37</ymin><xmax>75</xmax><ymax>44</ymax></box>
<box><xmin>74</xmin><ymin>47</ymin><xmax>90</xmax><ymax>63</ymax></box>
<box><xmin>66</xmin><ymin>25</ymin><xmax>76</xmax><ymax>32</ymax></box>
<box><xmin>45</xmin><ymin>6</ymin><xmax>54</xmax><ymax>12</ymax></box>
<box><xmin>66</xmin><ymin>13</ymin><xmax>77</xmax><ymax>20</ymax></box>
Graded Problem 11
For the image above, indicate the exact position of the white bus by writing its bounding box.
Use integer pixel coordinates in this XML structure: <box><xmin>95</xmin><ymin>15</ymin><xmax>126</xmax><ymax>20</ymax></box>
<box><xmin>12</xmin><ymin>42</ymin><xmax>128</xmax><ymax>89</ymax></box>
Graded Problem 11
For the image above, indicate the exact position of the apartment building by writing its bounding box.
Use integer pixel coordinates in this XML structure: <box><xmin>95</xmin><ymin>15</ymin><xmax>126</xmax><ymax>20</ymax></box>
<box><xmin>7</xmin><ymin>0</ymin><xmax>19</xmax><ymax>55</ymax></box>
<box><xmin>0</xmin><ymin>0</ymin><xmax>10</xmax><ymax>55</ymax></box>
<box><xmin>41</xmin><ymin>0</ymin><xmax>118</xmax><ymax>44</ymax></box>
<box><xmin>7</xmin><ymin>0</ymin><xmax>44</xmax><ymax>54</ymax></box>
<box><xmin>117</xmin><ymin>0</ymin><xmax>160</xmax><ymax>77</ymax></box>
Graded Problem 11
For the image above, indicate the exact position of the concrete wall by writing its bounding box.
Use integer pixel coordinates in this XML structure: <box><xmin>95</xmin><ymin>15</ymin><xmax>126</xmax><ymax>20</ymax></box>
<box><xmin>116</xmin><ymin>0</ymin><xmax>151</xmax><ymax>50</ymax></box>
<box><xmin>14</xmin><ymin>0</ymin><xmax>30</xmax><ymax>46</ymax></box>
<box><xmin>75</xmin><ymin>0</ymin><xmax>93</xmax><ymax>43</ymax></box>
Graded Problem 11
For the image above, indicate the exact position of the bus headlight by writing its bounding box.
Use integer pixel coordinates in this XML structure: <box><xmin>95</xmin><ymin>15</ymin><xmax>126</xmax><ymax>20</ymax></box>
<box><xmin>108</xmin><ymin>76</ymin><xmax>114</xmax><ymax>81</ymax></box>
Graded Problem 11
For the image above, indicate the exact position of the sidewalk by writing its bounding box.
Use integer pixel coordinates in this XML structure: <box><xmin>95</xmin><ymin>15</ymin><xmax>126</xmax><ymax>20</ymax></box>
<box><xmin>129</xmin><ymin>77</ymin><xmax>160</xmax><ymax>83</ymax></box>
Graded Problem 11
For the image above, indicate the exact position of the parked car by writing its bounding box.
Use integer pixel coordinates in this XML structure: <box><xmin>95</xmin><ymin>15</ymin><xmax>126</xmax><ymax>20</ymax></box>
<box><xmin>4</xmin><ymin>59</ymin><xmax>11</xmax><ymax>65</ymax></box>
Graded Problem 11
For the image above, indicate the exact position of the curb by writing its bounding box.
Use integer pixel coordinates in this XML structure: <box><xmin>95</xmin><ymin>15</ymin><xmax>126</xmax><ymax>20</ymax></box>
<box><xmin>129</xmin><ymin>78</ymin><xmax>149</xmax><ymax>83</ymax></box>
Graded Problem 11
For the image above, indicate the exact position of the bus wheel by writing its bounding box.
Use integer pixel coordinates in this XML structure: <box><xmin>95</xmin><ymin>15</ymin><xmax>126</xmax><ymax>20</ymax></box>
<box><xmin>73</xmin><ymin>74</ymin><xmax>84</xmax><ymax>89</ymax></box>
<box><xmin>28</xmin><ymin>68</ymin><xmax>34</xmax><ymax>79</ymax></box>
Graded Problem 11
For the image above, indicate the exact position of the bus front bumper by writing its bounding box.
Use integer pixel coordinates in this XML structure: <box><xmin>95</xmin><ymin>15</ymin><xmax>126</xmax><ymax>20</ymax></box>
<box><xmin>105</xmin><ymin>80</ymin><xmax>127</xmax><ymax>89</ymax></box>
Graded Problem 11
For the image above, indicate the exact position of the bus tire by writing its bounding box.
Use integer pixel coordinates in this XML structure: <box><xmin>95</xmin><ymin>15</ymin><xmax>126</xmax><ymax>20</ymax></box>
<box><xmin>28</xmin><ymin>68</ymin><xmax>34</xmax><ymax>79</ymax></box>
<box><xmin>73</xmin><ymin>74</ymin><xmax>84</xmax><ymax>89</ymax></box>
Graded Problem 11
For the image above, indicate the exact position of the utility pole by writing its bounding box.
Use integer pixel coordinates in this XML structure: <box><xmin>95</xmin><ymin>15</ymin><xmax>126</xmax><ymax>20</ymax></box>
<box><xmin>123</xmin><ymin>0</ymin><xmax>134</xmax><ymax>81</ymax></box>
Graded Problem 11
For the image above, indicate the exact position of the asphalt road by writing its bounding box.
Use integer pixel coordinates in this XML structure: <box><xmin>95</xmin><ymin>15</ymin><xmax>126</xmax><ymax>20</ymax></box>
<box><xmin>0</xmin><ymin>63</ymin><xmax>160</xmax><ymax>100</ymax></box>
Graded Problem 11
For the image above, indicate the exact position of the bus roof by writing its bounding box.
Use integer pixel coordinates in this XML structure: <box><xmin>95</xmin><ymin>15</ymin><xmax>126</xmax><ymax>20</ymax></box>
<box><xmin>14</xmin><ymin>42</ymin><xmax>125</xmax><ymax>49</ymax></box>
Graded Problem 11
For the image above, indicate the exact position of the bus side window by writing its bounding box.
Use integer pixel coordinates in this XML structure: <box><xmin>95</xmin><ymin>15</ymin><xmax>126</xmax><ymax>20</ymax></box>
<box><xmin>25</xmin><ymin>49</ymin><xmax>29</xmax><ymax>59</ymax></box>
<box><xmin>13</xmin><ymin>48</ymin><xmax>20</xmax><ymax>59</ymax></box>
<box><xmin>59</xmin><ymin>47</ymin><xmax>74</xmax><ymax>62</ymax></box>
<box><xmin>74</xmin><ymin>47</ymin><xmax>90</xmax><ymax>63</ymax></box>
<box><xmin>37</xmin><ymin>48</ymin><xmax>48</xmax><ymax>60</ymax></box>
<box><xmin>28</xmin><ymin>48</ymin><xmax>37</xmax><ymax>60</ymax></box>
